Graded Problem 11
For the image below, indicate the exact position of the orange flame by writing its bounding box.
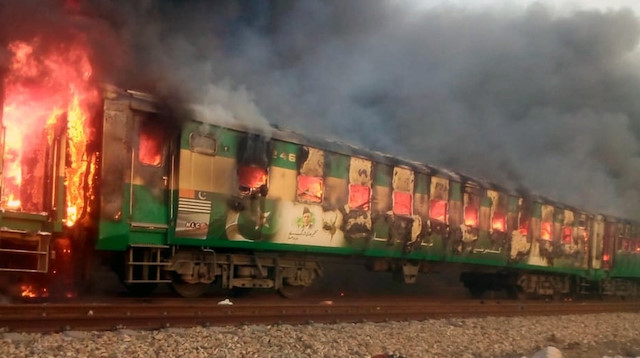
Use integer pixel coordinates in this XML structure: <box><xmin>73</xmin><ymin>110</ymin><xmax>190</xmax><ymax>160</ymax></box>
<box><xmin>2</xmin><ymin>39</ymin><xmax>98</xmax><ymax>226</ymax></box>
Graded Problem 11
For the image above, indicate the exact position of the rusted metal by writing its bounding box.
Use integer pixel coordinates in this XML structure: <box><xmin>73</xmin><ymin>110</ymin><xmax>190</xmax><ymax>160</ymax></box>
<box><xmin>1</xmin><ymin>297</ymin><xmax>639</xmax><ymax>333</ymax></box>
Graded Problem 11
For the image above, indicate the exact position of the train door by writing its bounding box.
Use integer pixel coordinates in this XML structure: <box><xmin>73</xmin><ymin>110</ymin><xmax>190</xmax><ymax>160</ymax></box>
<box><xmin>130</xmin><ymin>112</ymin><xmax>174</xmax><ymax>229</ymax></box>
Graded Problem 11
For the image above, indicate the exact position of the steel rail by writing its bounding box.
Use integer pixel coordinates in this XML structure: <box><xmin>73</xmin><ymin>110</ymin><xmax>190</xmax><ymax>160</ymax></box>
<box><xmin>1</xmin><ymin>299</ymin><xmax>639</xmax><ymax>333</ymax></box>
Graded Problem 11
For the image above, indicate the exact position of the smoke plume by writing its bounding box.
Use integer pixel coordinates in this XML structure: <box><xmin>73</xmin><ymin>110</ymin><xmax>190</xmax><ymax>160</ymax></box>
<box><xmin>3</xmin><ymin>1</ymin><xmax>640</xmax><ymax>218</ymax></box>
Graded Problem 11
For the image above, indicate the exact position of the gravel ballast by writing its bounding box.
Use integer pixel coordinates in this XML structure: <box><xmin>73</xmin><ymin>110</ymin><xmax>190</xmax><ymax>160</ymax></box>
<box><xmin>2</xmin><ymin>312</ymin><xmax>640</xmax><ymax>358</ymax></box>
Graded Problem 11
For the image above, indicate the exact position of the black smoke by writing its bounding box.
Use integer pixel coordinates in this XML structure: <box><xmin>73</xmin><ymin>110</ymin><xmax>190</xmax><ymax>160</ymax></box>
<box><xmin>3</xmin><ymin>1</ymin><xmax>640</xmax><ymax>218</ymax></box>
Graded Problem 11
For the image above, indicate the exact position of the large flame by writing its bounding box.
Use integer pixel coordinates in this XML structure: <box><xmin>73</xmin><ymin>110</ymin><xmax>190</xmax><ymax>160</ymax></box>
<box><xmin>2</xmin><ymin>39</ymin><xmax>98</xmax><ymax>226</ymax></box>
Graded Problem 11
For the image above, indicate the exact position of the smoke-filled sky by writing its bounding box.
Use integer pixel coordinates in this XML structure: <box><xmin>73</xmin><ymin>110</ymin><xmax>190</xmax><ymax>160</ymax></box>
<box><xmin>3</xmin><ymin>0</ymin><xmax>640</xmax><ymax>219</ymax></box>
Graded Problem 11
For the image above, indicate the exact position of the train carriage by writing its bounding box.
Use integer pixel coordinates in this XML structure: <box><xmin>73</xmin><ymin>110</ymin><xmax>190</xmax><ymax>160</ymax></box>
<box><xmin>3</xmin><ymin>86</ymin><xmax>640</xmax><ymax>299</ymax></box>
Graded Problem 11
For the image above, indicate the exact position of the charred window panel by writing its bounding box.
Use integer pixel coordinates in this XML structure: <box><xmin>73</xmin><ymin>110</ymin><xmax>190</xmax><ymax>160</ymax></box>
<box><xmin>349</xmin><ymin>184</ymin><xmax>371</xmax><ymax>210</ymax></box>
<box><xmin>138</xmin><ymin>123</ymin><xmax>163</xmax><ymax>167</ymax></box>
<box><xmin>393</xmin><ymin>191</ymin><xmax>412</xmax><ymax>216</ymax></box>
<box><xmin>189</xmin><ymin>133</ymin><xmax>216</xmax><ymax>155</ymax></box>
<box><xmin>297</xmin><ymin>175</ymin><xmax>323</xmax><ymax>203</ymax></box>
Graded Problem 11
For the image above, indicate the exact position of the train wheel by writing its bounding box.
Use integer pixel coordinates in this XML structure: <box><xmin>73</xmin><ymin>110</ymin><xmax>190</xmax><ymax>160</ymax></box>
<box><xmin>278</xmin><ymin>284</ymin><xmax>307</xmax><ymax>299</ymax></box>
<box><xmin>171</xmin><ymin>277</ymin><xmax>209</xmax><ymax>298</ymax></box>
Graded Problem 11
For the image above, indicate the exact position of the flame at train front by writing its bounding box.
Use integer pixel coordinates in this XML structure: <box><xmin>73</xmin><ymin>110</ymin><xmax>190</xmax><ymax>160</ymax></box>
<box><xmin>1</xmin><ymin>39</ymin><xmax>98</xmax><ymax>227</ymax></box>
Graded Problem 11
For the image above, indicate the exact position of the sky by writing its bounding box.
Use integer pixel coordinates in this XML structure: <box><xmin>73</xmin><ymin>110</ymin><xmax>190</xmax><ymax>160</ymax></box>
<box><xmin>3</xmin><ymin>0</ymin><xmax>640</xmax><ymax>219</ymax></box>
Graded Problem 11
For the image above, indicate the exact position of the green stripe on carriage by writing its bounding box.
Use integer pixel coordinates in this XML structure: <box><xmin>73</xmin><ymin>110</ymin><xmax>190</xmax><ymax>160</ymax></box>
<box><xmin>414</xmin><ymin>173</ymin><xmax>429</xmax><ymax>194</ymax></box>
<box><xmin>271</xmin><ymin>140</ymin><xmax>298</xmax><ymax>170</ymax></box>
<box><xmin>508</xmin><ymin>196</ymin><xmax>519</xmax><ymax>213</ymax></box>
<box><xmin>325</xmin><ymin>151</ymin><xmax>349</xmax><ymax>179</ymax></box>
<box><xmin>374</xmin><ymin>163</ymin><xmax>392</xmax><ymax>186</ymax></box>
<box><xmin>449</xmin><ymin>181</ymin><xmax>462</xmax><ymax>201</ymax></box>
<box><xmin>180</xmin><ymin>122</ymin><xmax>239</xmax><ymax>159</ymax></box>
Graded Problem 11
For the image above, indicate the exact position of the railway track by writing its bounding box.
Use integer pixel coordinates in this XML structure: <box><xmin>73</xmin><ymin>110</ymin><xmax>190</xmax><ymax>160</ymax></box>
<box><xmin>2</xmin><ymin>297</ymin><xmax>640</xmax><ymax>333</ymax></box>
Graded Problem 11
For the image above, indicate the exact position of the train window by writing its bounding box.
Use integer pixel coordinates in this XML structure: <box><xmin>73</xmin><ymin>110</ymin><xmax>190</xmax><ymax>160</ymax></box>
<box><xmin>518</xmin><ymin>199</ymin><xmax>529</xmax><ymax>236</ymax></box>
<box><xmin>562</xmin><ymin>226</ymin><xmax>572</xmax><ymax>244</ymax></box>
<box><xmin>393</xmin><ymin>191</ymin><xmax>412</xmax><ymax>216</ymax></box>
<box><xmin>138</xmin><ymin>122</ymin><xmax>163</xmax><ymax>167</ymax></box>
<box><xmin>297</xmin><ymin>147</ymin><xmax>324</xmax><ymax>204</ymax></box>
<box><xmin>238</xmin><ymin>165</ymin><xmax>268</xmax><ymax>195</ymax></box>
<box><xmin>430</xmin><ymin>199</ymin><xmax>447</xmax><ymax>222</ymax></box>
<box><xmin>189</xmin><ymin>133</ymin><xmax>216</xmax><ymax>155</ymax></box>
<box><xmin>297</xmin><ymin>175</ymin><xmax>323</xmax><ymax>203</ymax></box>
<box><xmin>430</xmin><ymin>176</ymin><xmax>449</xmax><ymax>223</ymax></box>
<box><xmin>392</xmin><ymin>167</ymin><xmax>414</xmax><ymax>216</ymax></box>
<box><xmin>492</xmin><ymin>212</ymin><xmax>506</xmax><ymax>232</ymax></box>
<box><xmin>349</xmin><ymin>158</ymin><xmax>372</xmax><ymax>210</ymax></box>
<box><xmin>349</xmin><ymin>184</ymin><xmax>371</xmax><ymax>210</ymax></box>
<box><xmin>237</xmin><ymin>134</ymin><xmax>270</xmax><ymax>196</ymax></box>
<box><xmin>463</xmin><ymin>185</ymin><xmax>481</xmax><ymax>228</ymax></box>
<box><xmin>540</xmin><ymin>205</ymin><xmax>553</xmax><ymax>241</ymax></box>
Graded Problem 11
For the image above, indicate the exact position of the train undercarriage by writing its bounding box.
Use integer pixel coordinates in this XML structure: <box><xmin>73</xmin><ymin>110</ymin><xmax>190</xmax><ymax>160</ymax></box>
<box><xmin>118</xmin><ymin>245</ymin><xmax>323</xmax><ymax>298</ymax></box>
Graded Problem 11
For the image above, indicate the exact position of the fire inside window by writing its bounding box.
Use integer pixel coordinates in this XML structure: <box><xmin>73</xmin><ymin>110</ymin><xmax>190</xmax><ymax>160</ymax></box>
<box><xmin>138</xmin><ymin>127</ymin><xmax>163</xmax><ymax>167</ymax></box>
<box><xmin>492</xmin><ymin>212</ymin><xmax>506</xmax><ymax>232</ymax></box>
<box><xmin>430</xmin><ymin>199</ymin><xmax>447</xmax><ymax>223</ymax></box>
<box><xmin>562</xmin><ymin>226</ymin><xmax>572</xmax><ymax>244</ymax></box>
<box><xmin>393</xmin><ymin>191</ymin><xmax>412</xmax><ymax>216</ymax></box>
<box><xmin>541</xmin><ymin>221</ymin><xmax>552</xmax><ymax>241</ymax></box>
<box><xmin>297</xmin><ymin>175</ymin><xmax>323</xmax><ymax>203</ymax></box>
<box><xmin>349</xmin><ymin>184</ymin><xmax>371</xmax><ymax>210</ymax></box>
<box><xmin>464</xmin><ymin>206</ymin><xmax>478</xmax><ymax>227</ymax></box>
<box><xmin>238</xmin><ymin>165</ymin><xmax>268</xmax><ymax>195</ymax></box>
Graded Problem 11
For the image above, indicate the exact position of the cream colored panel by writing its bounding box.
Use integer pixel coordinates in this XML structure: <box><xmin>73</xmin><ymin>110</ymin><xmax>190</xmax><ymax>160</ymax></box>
<box><xmin>208</xmin><ymin>156</ymin><xmax>236</xmax><ymax>193</ymax></box>
<box><xmin>300</xmin><ymin>147</ymin><xmax>324</xmax><ymax>177</ymax></box>
<box><xmin>430</xmin><ymin>176</ymin><xmax>449</xmax><ymax>200</ymax></box>
<box><xmin>268</xmin><ymin>166</ymin><xmax>296</xmax><ymax>201</ymax></box>
<box><xmin>179</xmin><ymin>149</ymin><xmax>193</xmax><ymax>189</ymax></box>
<box><xmin>393</xmin><ymin>167</ymin><xmax>414</xmax><ymax>192</ymax></box>
<box><xmin>541</xmin><ymin>204</ymin><xmax>554</xmax><ymax>222</ymax></box>
<box><xmin>191</xmin><ymin>152</ymin><xmax>215</xmax><ymax>191</ymax></box>
<box><xmin>564</xmin><ymin>210</ymin><xmax>574</xmax><ymax>226</ymax></box>
<box><xmin>179</xmin><ymin>149</ymin><xmax>236</xmax><ymax>193</ymax></box>
<box><xmin>349</xmin><ymin>158</ymin><xmax>372</xmax><ymax>186</ymax></box>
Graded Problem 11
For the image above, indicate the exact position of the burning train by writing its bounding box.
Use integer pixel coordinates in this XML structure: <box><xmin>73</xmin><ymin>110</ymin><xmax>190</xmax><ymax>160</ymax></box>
<box><xmin>2</xmin><ymin>41</ymin><xmax>640</xmax><ymax>300</ymax></box>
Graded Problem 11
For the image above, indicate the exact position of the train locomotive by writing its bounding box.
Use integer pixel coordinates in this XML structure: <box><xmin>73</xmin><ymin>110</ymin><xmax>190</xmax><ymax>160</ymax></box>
<box><xmin>2</xmin><ymin>84</ymin><xmax>640</xmax><ymax>300</ymax></box>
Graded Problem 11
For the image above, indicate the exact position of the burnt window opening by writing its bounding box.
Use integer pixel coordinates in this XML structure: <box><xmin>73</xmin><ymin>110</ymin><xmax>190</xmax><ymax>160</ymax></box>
<box><xmin>348</xmin><ymin>159</ymin><xmax>372</xmax><ymax>211</ymax></box>
<box><xmin>138</xmin><ymin>122</ymin><xmax>164</xmax><ymax>167</ymax></box>
<box><xmin>430</xmin><ymin>199</ymin><xmax>447</xmax><ymax>223</ymax></box>
<box><xmin>393</xmin><ymin>191</ymin><xmax>412</xmax><ymax>216</ymax></box>
<box><xmin>349</xmin><ymin>184</ymin><xmax>371</xmax><ymax>210</ymax></box>
<box><xmin>518</xmin><ymin>200</ymin><xmax>530</xmax><ymax>236</ymax></box>
<box><xmin>237</xmin><ymin>134</ymin><xmax>270</xmax><ymax>197</ymax></box>
<box><xmin>429</xmin><ymin>177</ymin><xmax>449</xmax><ymax>223</ymax></box>
<box><xmin>562</xmin><ymin>226</ymin><xmax>573</xmax><ymax>244</ymax></box>
<box><xmin>189</xmin><ymin>132</ymin><xmax>217</xmax><ymax>155</ymax></box>
<box><xmin>297</xmin><ymin>175</ymin><xmax>324</xmax><ymax>203</ymax></box>
<box><xmin>463</xmin><ymin>185</ymin><xmax>481</xmax><ymax>228</ymax></box>
<box><xmin>492</xmin><ymin>212</ymin><xmax>506</xmax><ymax>232</ymax></box>
<box><xmin>296</xmin><ymin>146</ymin><xmax>325</xmax><ymax>204</ymax></box>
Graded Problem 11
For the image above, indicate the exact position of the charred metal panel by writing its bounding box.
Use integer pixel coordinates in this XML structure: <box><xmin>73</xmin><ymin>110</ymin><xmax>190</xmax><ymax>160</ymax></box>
<box><xmin>101</xmin><ymin>99</ymin><xmax>131</xmax><ymax>221</ymax></box>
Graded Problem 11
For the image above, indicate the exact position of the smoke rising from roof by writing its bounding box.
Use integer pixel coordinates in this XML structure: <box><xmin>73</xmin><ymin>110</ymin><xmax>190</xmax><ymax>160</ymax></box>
<box><xmin>3</xmin><ymin>1</ymin><xmax>640</xmax><ymax>218</ymax></box>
